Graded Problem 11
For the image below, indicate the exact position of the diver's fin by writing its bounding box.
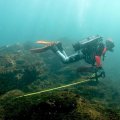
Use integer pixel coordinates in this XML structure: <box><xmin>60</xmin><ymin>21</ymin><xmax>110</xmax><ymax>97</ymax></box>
<box><xmin>36</xmin><ymin>40</ymin><xmax>55</xmax><ymax>46</ymax></box>
<box><xmin>30</xmin><ymin>45</ymin><xmax>51</xmax><ymax>53</ymax></box>
<box><xmin>31</xmin><ymin>40</ymin><xmax>60</xmax><ymax>53</ymax></box>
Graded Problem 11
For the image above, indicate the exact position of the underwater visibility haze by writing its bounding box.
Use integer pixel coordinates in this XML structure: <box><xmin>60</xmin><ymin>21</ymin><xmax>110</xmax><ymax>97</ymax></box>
<box><xmin>0</xmin><ymin>0</ymin><xmax>120</xmax><ymax>42</ymax></box>
<box><xmin>0</xmin><ymin>0</ymin><xmax>120</xmax><ymax>120</ymax></box>
<box><xmin>0</xmin><ymin>0</ymin><xmax>120</xmax><ymax>82</ymax></box>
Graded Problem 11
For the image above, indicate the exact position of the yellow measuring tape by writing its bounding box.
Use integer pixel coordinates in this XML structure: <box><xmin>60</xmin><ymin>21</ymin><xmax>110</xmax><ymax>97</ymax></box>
<box><xmin>17</xmin><ymin>76</ymin><xmax>96</xmax><ymax>98</ymax></box>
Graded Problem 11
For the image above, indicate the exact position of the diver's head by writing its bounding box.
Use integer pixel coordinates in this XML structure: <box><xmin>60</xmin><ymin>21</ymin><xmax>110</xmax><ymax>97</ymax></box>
<box><xmin>106</xmin><ymin>38</ymin><xmax>115</xmax><ymax>52</ymax></box>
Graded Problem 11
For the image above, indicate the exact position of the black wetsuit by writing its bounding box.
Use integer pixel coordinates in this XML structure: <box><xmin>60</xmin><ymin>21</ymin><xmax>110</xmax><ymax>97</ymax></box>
<box><xmin>82</xmin><ymin>42</ymin><xmax>105</xmax><ymax>66</ymax></box>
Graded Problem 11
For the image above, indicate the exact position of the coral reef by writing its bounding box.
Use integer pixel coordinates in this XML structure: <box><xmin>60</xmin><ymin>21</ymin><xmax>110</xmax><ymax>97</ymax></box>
<box><xmin>0</xmin><ymin>42</ymin><xmax>120</xmax><ymax>120</ymax></box>
<box><xmin>0</xmin><ymin>91</ymin><xmax>106</xmax><ymax>120</ymax></box>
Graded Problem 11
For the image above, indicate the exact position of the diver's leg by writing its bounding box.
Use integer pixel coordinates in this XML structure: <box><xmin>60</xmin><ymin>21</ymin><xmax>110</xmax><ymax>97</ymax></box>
<box><xmin>57</xmin><ymin>51</ymin><xmax>84</xmax><ymax>64</ymax></box>
<box><xmin>51</xmin><ymin>45</ymin><xmax>84</xmax><ymax>64</ymax></box>
<box><xmin>55</xmin><ymin>42</ymin><xmax>68</xmax><ymax>57</ymax></box>
<box><xmin>49</xmin><ymin>41</ymin><xmax>84</xmax><ymax>63</ymax></box>
<box><xmin>51</xmin><ymin>44</ymin><xmax>69</xmax><ymax>62</ymax></box>
<box><xmin>56</xmin><ymin>50</ymin><xmax>69</xmax><ymax>62</ymax></box>
<box><xmin>65</xmin><ymin>52</ymin><xmax>84</xmax><ymax>63</ymax></box>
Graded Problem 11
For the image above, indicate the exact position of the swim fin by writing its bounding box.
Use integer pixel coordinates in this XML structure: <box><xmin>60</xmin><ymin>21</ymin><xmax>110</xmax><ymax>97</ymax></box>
<box><xmin>30</xmin><ymin>45</ymin><xmax>51</xmax><ymax>53</ymax></box>
<box><xmin>30</xmin><ymin>40</ymin><xmax>59</xmax><ymax>53</ymax></box>
<box><xmin>36</xmin><ymin>40</ymin><xmax>55</xmax><ymax>46</ymax></box>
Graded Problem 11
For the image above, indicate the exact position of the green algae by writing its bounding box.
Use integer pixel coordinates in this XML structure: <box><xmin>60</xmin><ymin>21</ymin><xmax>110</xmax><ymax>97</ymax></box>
<box><xmin>0</xmin><ymin>42</ymin><xmax>120</xmax><ymax>120</ymax></box>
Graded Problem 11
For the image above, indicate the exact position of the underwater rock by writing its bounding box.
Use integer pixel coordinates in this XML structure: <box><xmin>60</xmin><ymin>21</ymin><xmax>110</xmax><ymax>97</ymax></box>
<box><xmin>0</xmin><ymin>90</ymin><xmax>24</xmax><ymax>103</ymax></box>
<box><xmin>0</xmin><ymin>105</ymin><xmax>4</xmax><ymax>120</ymax></box>
<box><xmin>0</xmin><ymin>42</ymin><xmax>120</xmax><ymax>120</ymax></box>
<box><xmin>1</xmin><ymin>91</ymin><xmax>108</xmax><ymax>120</ymax></box>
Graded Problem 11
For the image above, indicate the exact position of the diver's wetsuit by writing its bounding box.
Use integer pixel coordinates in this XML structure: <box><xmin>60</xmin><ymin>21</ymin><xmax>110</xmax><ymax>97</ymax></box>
<box><xmin>56</xmin><ymin>50</ymin><xmax>84</xmax><ymax>64</ymax></box>
<box><xmin>53</xmin><ymin>36</ymin><xmax>106</xmax><ymax>79</ymax></box>
<box><xmin>53</xmin><ymin>36</ymin><xmax>106</xmax><ymax>66</ymax></box>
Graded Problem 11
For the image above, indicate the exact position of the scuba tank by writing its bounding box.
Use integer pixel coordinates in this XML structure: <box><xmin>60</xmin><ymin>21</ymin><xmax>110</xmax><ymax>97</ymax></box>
<box><xmin>73</xmin><ymin>35</ymin><xmax>103</xmax><ymax>51</ymax></box>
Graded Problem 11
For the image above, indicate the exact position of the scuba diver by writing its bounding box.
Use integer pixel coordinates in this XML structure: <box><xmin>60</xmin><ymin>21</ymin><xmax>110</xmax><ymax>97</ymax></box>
<box><xmin>31</xmin><ymin>35</ymin><xmax>115</xmax><ymax>80</ymax></box>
